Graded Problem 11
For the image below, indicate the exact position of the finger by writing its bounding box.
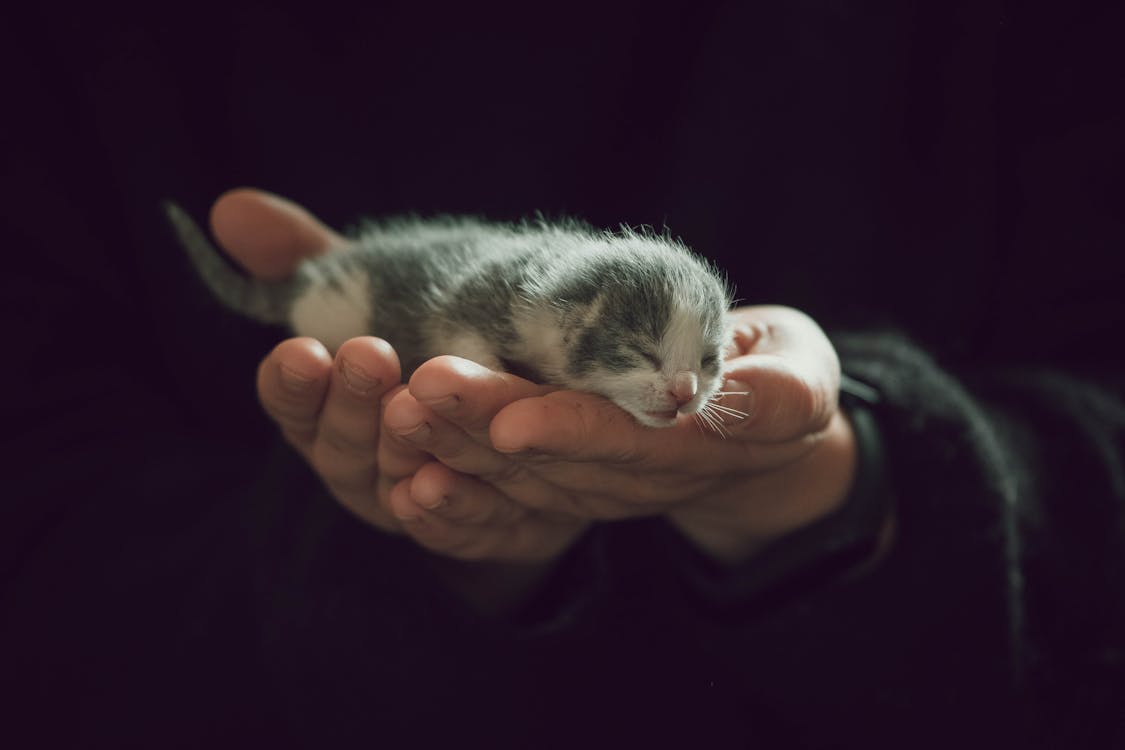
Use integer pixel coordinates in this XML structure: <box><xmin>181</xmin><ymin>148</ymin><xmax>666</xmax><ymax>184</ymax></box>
<box><xmin>406</xmin><ymin>462</ymin><xmax>525</xmax><ymax>525</ymax></box>
<box><xmin>377</xmin><ymin>388</ymin><xmax>434</xmax><ymax>480</ymax></box>
<box><xmin>311</xmin><ymin>337</ymin><xmax>401</xmax><ymax>497</ymax></box>
<box><xmin>209</xmin><ymin>187</ymin><xmax>350</xmax><ymax>280</ymax></box>
<box><xmin>721</xmin><ymin>306</ymin><xmax>840</xmax><ymax>442</ymax></box>
<box><xmin>385</xmin><ymin>387</ymin><xmax>546</xmax><ymax>491</ymax></box>
<box><xmin>489</xmin><ymin>389</ymin><xmax>651</xmax><ymax>463</ymax></box>
<box><xmin>388</xmin><ymin>469</ymin><xmax>584</xmax><ymax>563</ymax></box>
<box><xmin>256</xmin><ymin>337</ymin><xmax>334</xmax><ymax>457</ymax></box>
<box><xmin>385</xmin><ymin>471</ymin><xmax>518</xmax><ymax>561</ymax></box>
<box><xmin>727</xmin><ymin>310</ymin><xmax>773</xmax><ymax>357</ymax></box>
<box><xmin>489</xmin><ymin>389</ymin><xmax>760</xmax><ymax>474</ymax></box>
<box><xmin>407</xmin><ymin>356</ymin><xmax>553</xmax><ymax>442</ymax></box>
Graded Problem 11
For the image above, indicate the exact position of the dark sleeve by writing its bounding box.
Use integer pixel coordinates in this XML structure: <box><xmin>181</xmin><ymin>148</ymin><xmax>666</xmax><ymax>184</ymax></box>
<box><xmin>642</xmin><ymin>332</ymin><xmax>1124</xmax><ymax>745</ymax></box>
<box><xmin>1</xmin><ymin>55</ymin><xmax>286</xmax><ymax>743</ymax></box>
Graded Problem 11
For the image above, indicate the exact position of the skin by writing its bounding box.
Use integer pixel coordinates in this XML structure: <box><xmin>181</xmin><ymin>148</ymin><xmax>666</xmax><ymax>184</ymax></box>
<box><xmin>212</xmin><ymin>187</ymin><xmax>869</xmax><ymax>614</ymax></box>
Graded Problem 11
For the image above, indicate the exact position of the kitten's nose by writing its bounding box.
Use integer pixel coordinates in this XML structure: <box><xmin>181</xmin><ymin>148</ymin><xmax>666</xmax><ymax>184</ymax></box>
<box><xmin>670</xmin><ymin>371</ymin><xmax>698</xmax><ymax>407</ymax></box>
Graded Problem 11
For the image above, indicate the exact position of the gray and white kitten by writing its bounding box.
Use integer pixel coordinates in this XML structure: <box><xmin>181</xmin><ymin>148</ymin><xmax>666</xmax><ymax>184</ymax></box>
<box><xmin>165</xmin><ymin>203</ymin><xmax>733</xmax><ymax>428</ymax></box>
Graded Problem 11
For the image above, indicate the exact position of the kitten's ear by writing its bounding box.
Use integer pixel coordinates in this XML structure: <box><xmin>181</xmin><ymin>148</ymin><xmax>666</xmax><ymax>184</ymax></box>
<box><xmin>208</xmin><ymin>188</ymin><xmax>351</xmax><ymax>281</ymax></box>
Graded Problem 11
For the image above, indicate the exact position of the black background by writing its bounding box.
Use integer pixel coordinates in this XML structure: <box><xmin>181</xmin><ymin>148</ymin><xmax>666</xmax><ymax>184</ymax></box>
<box><xmin>8</xmin><ymin>0</ymin><xmax>1123</xmax><ymax>370</ymax></box>
<box><xmin>3</xmin><ymin>1</ymin><xmax>1125</xmax><ymax>745</ymax></box>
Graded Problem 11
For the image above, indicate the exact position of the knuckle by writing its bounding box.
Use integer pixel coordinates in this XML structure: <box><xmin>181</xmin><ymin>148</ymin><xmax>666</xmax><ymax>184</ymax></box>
<box><xmin>279</xmin><ymin>424</ymin><xmax>316</xmax><ymax>451</ymax></box>
<box><xmin>781</xmin><ymin>380</ymin><xmax>833</xmax><ymax>435</ymax></box>
<box><xmin>257</xmin><ymin>382</ymin><xmax>298</xmax><ymax>413</ymax></box>
<box><xmin>486</xmin><ymin>459</ymin><xmax>525</xmax><ymax>486</ymax></box>
<box><xmin>313</xmin><ymin>430</ymin><xmax>376</xmax><ymax>475</ymax></box>
<box><xmin>259</xmin><ymin>382</ymin><xmax>322</xmax><ymax>426</ymax></box>
<box><xmin>335</xmin><ymin>489</ymin><xmax>395</xmax><ymax>532</ymax></box>
<box><xmin>320</xmin><ymin>480</ymin><xmax>382</xmax><ymax>528</ymax></box>
<box><xmin>429</xmin><ymin>432</ymin><xmax>470</xmax><ymax>462</ymax></box>
<box><xmin>455</xmin><ymin>503</ymin><xmax>495</xmax><ymax>526</ymax></box>
<box><xmin>318</xmin><ymin>426</ymin><xmax>364</xmax><ymax>457</ymax></box>
<box><xmin>495</xmin><ymin>498</ymin><xmax>527</xmax><ymax>525</ymax></box>
<box><xmin>468</xmin><ymin>490</ymin><xmax>524</xmax><ymax>526</ymax></box>
<box><xmin>318</xmin><ymin>459</ymin><xmax>378</xmax><ymax>497</ymax></box>
<box><xmin>808</xmin><ymin>385</ymin><xmax>835</xmax><ymax>432</ymax></box>
<box><xmin>787</xmin><ymin>381</ymin><xmax>820</xmax><ymax>429</ymax></box>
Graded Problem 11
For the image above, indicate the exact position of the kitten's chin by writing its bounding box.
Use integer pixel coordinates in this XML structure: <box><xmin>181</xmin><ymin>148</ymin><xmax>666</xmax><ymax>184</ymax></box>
<box><xmin>627</xmin><ymin>389</ymin><xmax>722</xmax><ymax>429</ymax></box>
<box><xmin>634</xmin><ymin>409</ymin><xmax>679</xmax><ymax>429</ymax></box>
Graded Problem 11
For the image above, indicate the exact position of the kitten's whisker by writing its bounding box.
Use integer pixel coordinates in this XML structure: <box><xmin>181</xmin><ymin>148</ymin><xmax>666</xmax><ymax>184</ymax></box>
<box><xmin>714</xmin><ymin>391</ymin><xmax>750</xmax><ymax>397</ymax></box>
<box><xmin>706</xmin><ymin>402</ymin><xmax>733</xmax><ymax>436</ymax></box>
<box><xmin>695</xmin><ymin>408</ymin><xmax>723</xmax><ymax>437</ymax></box>
<box><xmin>697</xmin><ymin>404</ymin><xmax>730</xmax><ymax>438</ymax></box>
<box><xmin>707</xmin><ymin>403</ymin><xmax>749</xmax><ymax>419</ymax></box>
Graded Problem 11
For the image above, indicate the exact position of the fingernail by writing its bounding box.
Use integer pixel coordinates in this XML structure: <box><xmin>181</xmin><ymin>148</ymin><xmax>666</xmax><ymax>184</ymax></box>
<box><xmin>419</xmin><ymin>494</ymin><xmax>448</xmax><ymax>511</ymax></box>
<box><xmin>419</xmin><ymin>394</ymin><xmax>461</xmax><ymax>412</ymax></box>
<box><xmin>340</xmin><ymin>359</ymin><xmax>380</xmax><ymax>396</ymax></box>
<box><xmin>394</xmin><ymin>422</ymin><xmax>432</xmax><ymax>442</ymax></box>
<box><xmin>279</xmin><ymin>364</ymin><xmax>315</xmax><ymax>393</ymax></box>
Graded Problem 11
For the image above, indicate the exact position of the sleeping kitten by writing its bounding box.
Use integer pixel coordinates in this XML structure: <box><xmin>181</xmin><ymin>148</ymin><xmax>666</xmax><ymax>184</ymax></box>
<box><xmin>164</xmin><ymin>203</ymin><xmax>733</xmax><ymax>428</ymax></box>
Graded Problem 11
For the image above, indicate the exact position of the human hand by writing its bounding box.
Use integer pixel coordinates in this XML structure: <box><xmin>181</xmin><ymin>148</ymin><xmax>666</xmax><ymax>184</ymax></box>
<box><xmin>388</xmin><ymin>305</ymin><xmax>856</xmax><ymax>564</ymax></box>
<box><xmin>209</xmin><ymin>188</ymin><xmax>857</xmax><ymax>571</ymax></box>
<box><xmin>209</xmin><ymin>188</ymin><xmax>589</xmax><ymax>568</ymax></box>
<box><xmin>506</xmin><ymin>304</ymin><xmax>858</xmax><ymax>564</ymax></box>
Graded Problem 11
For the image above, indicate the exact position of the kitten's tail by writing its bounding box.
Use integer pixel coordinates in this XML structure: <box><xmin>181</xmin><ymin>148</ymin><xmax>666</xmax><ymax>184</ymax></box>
<box><xmin>163</xmin><ymin>201</ymin><xmax>294</xmax><ymax>326</ymax></box>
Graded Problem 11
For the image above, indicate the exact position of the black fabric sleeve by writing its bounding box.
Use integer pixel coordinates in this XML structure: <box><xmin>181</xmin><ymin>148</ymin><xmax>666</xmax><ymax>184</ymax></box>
<box><xmin>657</xmin><ymin>382</ymin><xmax>890</xmax><ymax>612</ymax></box>
<box><xmin>641</xmin><ymin>331</ymin><xmax>1124</xmax><ymax>744</ymax></box>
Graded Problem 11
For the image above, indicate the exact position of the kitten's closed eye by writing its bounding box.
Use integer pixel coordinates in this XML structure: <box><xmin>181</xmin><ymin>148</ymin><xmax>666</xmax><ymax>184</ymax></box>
<box><xmin>168</xmin><ymin>200</ymin><xmax>733</xmax><ymax>429</ymax></box>
<box><xmin>629</xmin><ymin>344</ymin><xmax>662</xmax><ymax>370</ymax></box>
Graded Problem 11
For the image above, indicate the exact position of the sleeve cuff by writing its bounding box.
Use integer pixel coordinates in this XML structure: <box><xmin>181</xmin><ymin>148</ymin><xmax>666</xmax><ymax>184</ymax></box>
<box><xmin>504</xmin><ymin>524</ymin><xmax>613</xmax><ymax>636</ymax></box>
<box><xmin>663</xmin><ymin>372</ymin><xmax>891</xmax><ymax>614</ymax></box>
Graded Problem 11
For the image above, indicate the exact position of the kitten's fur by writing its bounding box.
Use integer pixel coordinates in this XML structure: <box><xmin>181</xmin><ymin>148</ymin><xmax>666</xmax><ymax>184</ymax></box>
<box><xmin>165</xmin><ymin>203</ymin><xmax>732</xmax><ymax>428</ymax></box>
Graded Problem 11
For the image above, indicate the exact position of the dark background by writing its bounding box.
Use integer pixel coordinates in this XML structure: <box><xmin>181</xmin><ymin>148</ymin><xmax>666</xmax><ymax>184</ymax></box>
<box><xmin>9</xmin><ymin>0</ymin><xmax>1123</xmax><ymax>374</ymax></box>
<box><xmin>3</xmin><ymin>2</ymin><xmax>1124</xmax><ymax>745</ymax></box>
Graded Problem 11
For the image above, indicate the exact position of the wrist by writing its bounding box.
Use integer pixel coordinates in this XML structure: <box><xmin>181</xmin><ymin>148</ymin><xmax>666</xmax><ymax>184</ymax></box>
<box><xmin>425</xmin><ymin>522</ymin><xmax>600</xmax><ymax>622</ymax></box>
<box><xmin>667</xmin><ymin>409</ymin><xmax>858</xmax><ymax>565</ymax></box>
<box><xmin>427</xmin><ymin>556</ymin><xmax>563</xmax><ymax>618</ymax></box>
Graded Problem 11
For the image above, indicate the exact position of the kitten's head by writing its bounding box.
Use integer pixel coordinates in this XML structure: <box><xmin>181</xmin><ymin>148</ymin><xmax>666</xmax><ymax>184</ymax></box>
<box><xmin>556</xmin><ymin>239</ymin><xmax>732</xmax><ymax>428</ymax></box>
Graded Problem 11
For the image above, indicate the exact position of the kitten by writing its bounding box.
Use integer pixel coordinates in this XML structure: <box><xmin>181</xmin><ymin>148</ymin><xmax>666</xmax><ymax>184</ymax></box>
<box><xmin>164</xmin><ymin>203</ymin><xmax>733</xmax><ymax>429</ymax></box>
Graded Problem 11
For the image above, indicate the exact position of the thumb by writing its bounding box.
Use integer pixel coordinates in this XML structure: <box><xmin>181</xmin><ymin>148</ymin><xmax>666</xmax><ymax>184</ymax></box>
<box><xmin>209</xmin><ymin>187</ymin><xmax>350</xmax><ymax>281</ymax></box>
<box><xmin>722</xmin><ymin>358</ymin><xmax>837</xmax><ymax>443</ymax></box>
<box><xmin>721</xmin><ymin>306</ymin><xmax>840</xmax><ymax>443</ymax></box>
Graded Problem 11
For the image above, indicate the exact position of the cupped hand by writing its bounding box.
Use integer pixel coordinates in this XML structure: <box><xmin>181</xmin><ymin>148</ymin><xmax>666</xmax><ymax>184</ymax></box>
<box><xmin>211</xmin><ymin>188</ymin><xmax>589</xmax><ymax>566</ymax></box>
<box><xmin>210</xmin><ymin>188</ymin><xmax>857</xmax><ymax>569</ymax></box>
<box><xmin>389</xmin><ymin>306</ymin><xmax>856</xmax><ymax>564</ymax></box>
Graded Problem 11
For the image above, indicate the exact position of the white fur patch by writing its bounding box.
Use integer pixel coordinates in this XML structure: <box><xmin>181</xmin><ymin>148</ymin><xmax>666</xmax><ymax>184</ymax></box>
<box><xmin>552</xmin><ymin>297</ymin><xmax>726</xmax><ymax>428</ymax></box>
<box><xmin>578</xmin><ymin>368</ymin><xmax>679</xmax><ymax>428</ymax></box>
<box><xmin>426</xmin><ymin>326</ymin><xmax>503</xmax><ymax>371</ymax></box>
<box><xmin>509</xmin><ymin>305</ymin><xmax>570</xmax><ymax>383</ymax></box>
<box><xmin>289</xmin><ymin>273</ymin><xmax>373</xmax><ymax>353</ymax></box>
<box><xmin>659</xmin><ymin>302</ymin><xmax>705</xmax><ymax>373</ymax></box>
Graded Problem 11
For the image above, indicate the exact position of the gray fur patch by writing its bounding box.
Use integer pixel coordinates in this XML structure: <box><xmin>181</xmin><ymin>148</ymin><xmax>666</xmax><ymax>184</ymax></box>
<box><xmin>166</xmin><ymin>205</ymin><xmax>733</xmax><ymax>382</ymax></box>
